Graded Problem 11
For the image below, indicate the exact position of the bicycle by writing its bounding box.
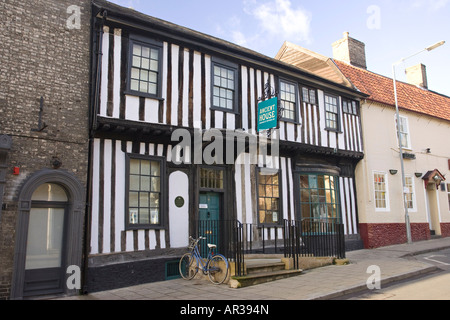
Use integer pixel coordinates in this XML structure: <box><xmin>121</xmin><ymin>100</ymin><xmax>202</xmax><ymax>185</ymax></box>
<box><xmin>179</xmin><ymin>236</ymin><xmax>229</xmax><ymax>285</ymax></box>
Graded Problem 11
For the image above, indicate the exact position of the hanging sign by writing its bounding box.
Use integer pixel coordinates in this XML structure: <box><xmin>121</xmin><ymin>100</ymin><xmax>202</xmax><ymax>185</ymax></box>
<box><xmin>258</xmin><ymin>97</ymin><xmax>278</xmax><ymax>132</ymax></box>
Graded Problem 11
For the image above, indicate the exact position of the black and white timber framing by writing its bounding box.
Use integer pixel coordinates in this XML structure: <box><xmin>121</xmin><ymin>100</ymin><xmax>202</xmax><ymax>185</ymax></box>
<box><xmin>87</xmin><ymin>0</ymin><xmax>367</xmax><ymax>291</ymax></box>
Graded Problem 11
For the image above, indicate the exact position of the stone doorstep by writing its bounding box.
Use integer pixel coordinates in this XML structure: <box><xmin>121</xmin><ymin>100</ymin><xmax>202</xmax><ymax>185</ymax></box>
<box><xmin>229</xmin><ymin>269</ymin><xmax>304</xmax><ymax>289</ymax></box>
<box><xmin>191</xmin><ymin>255</ymin><xmax>339</xmax><ymax>289</ymax></box>
<box><xmin>228</xmin><ymin>255</ymin><xmax>339</xmax><ymax>289</ymax></box>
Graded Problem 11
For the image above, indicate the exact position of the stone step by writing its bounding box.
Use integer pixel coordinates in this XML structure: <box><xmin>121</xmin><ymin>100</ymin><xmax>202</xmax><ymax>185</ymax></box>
<box><xmin>245</xmin><ymin>260</ymin><xmax>286</xmax><ymax>275</ymax></box>
<box><xmin>230</xmin><ymin>268</ymin><xmax>303</xmax><ymax>288</ymax></box>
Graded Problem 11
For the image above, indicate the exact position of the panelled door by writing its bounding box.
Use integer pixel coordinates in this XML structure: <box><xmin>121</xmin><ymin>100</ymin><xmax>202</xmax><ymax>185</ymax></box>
<box><xmin>199</xmin><ymin>192</ymin><xmax>221</xmax><ymax>255</ymax></box>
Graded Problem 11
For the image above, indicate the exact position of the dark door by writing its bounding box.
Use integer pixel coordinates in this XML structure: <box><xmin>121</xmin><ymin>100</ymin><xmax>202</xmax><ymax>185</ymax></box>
<box><xmin>23</xmin><ymin>183</ymin><xmax>68</xmax><ymax>297</ymax></box>
<box><xmin>199</xmin><ymin>192</ymin><xmax>221</xmax><ymax>255</ymax></box>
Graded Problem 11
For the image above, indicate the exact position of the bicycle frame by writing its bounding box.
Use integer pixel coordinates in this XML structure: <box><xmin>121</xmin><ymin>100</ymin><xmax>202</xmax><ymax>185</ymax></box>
<box><xmin>180</xmin><ymin>236</ymin><xmax>229</xmax><ymax>284</ymax></box>
<box><xmin>190</xmin><ymin>240</ymin><xmax>214</xmax><ymax>274</ymax></box>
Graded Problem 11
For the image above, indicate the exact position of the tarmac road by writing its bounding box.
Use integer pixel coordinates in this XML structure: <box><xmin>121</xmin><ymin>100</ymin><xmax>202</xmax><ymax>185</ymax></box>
<box><xmin>344</xmin><ymin>248</ymin><xmax>450</xmax><ymax>300</ymax></box>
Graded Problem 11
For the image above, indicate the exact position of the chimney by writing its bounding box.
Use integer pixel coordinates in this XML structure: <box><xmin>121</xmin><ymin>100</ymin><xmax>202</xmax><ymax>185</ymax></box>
<box><xmin>405</xmin><ymin>63</ymin><xmax>428</xmax><ymax>89</ymax></box>
<box><xmin>332</xmin><ymin>32</ymin><xmax>367</xmax><ymax>69</ymax></box>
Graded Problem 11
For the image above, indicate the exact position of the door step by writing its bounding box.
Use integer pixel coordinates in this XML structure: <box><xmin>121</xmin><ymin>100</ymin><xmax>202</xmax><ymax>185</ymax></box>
<box><xmin>230</xmin><ymin>258</ymin><xmax>302</xmax><ymax>288</ymax></box>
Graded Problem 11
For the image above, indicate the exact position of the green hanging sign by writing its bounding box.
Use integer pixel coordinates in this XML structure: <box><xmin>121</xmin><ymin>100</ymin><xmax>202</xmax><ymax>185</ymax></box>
<box><xmin>257</xmin><ymin>97</ymin><xmax>278</xmax><ymax>132</ymax></box>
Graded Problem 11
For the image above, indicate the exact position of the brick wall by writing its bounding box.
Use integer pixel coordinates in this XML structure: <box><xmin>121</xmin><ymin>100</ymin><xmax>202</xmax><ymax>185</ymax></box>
<box><xmin>0</xmin><ymin>0</ymin><xmax>91</xmax><ymax>299</ymax></box>
<box><xmin>441</xmin><ymin>223</ymin><xmax>450</xmax><ymax>238</ymax></box>
<box><xmin>359</xmin><ymin>223</ymin><xmax>431</xmax><ymax>249</ymax></box>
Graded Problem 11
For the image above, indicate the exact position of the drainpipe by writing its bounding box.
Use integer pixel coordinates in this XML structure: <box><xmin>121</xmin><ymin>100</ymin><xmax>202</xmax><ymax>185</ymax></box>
<box><xmin>0</xmin><ymin>135</ymin><xmax>12</xmax><ymax>226</ymax></box>
<box><xmin>82</xmin><ymin>9</ymin><xmax>105</xmax><ymax>295</ymax></box>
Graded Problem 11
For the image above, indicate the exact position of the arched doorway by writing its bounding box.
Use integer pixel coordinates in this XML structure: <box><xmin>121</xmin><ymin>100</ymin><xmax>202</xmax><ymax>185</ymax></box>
<box><xmin>11</xmin><ymin>169</ymin><xmax>85</xmax><ymax>299</ymax></box>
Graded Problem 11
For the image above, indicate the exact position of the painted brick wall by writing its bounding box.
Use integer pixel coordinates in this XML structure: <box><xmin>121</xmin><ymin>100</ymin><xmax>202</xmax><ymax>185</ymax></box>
<box><xmin>0</xmin><ymin>0</ymin><xmax>91</xmax><ymax>299</ymax></box>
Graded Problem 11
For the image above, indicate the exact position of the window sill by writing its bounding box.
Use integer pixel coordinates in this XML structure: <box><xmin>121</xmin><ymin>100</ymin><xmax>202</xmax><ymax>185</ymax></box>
<box><xmin>325</xmin><ymin>128</ymin><xmax>343</xmax><ymax>134</ymax></box>
<box><xmin>126</xmin><ymin>225</ymin><xmax>165</xmax><ymax>231</ymax></box>
<box><xmin>210</xmin><ymin>106</ymin><xmax>239</xmax><ymax>115</ymax></box>
<box><xmin>281</xmin><ymin>118</ymin><xmax>301</xmax><ymax>125</ymax></box>
<box><xmin>124</xmin><ymin>90</ymin><xmax>165</xmax><ymax>101</ymax></box>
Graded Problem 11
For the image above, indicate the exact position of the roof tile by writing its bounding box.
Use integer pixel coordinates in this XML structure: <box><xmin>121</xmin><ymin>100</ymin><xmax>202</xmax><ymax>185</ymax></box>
<box><xmin>334</xmin><ymin>60</ymin><xmax>450</xmax><ymax>121</ymax></box>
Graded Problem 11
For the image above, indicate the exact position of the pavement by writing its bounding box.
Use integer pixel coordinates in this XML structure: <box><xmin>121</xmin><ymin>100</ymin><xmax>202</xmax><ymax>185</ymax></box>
<box><xmin>55</xmin><ymin>237</ymin><xmax>450</xmax><ymax>301</ymax></box>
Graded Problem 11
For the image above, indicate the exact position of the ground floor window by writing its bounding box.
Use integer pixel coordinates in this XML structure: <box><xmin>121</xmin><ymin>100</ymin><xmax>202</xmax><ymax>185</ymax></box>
<box><xmin>299</xmin><ymin>174</ymin><xmax>340</xmax><ymax>221</ymax></box>
<box><xmin>447</xmin><ymin>183</ymin><xmax>450</xmax><ymax>210</ymax></box>
<box><xmin>257</xmin><ymin>168</ymin><xmax>281</xmax><ymax>225</ymax></box>
<box><xmin>126</xmin><ymin>154</ymin><xmax>164</xmax><ymax>229</ymax></box>
<box><xmin>373</xmin><ymin>172</ymin><xmax>389</xmax><ymax>211</ymax></box>
<box><xmin>404</xmin><ymin>176</ymin><xmax>416</xmax><ymax>211</ymax></box>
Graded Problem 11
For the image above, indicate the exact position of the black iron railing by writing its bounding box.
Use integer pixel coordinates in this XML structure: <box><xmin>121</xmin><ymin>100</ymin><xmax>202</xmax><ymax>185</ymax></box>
<box><xmin>284</xmin><ymin>218</ymin><xmax>346</xmax><ymax>269</ymax></box>
<box><xmin>196</xmin><ymin>217</ymin><xmax>345</xmax><ymax>276</ymax></box>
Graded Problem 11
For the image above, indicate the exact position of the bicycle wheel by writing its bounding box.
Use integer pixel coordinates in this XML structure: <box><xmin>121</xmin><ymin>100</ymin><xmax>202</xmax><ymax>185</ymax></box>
<box><xmin>179</xmin><ymin>253</ymin><xmax>197</xmax><ymax>280</ymax></box>
<box><xmin>207</xmin><ymin>254</ymin><xmax>229</xmax><ymax>285</ymax></box>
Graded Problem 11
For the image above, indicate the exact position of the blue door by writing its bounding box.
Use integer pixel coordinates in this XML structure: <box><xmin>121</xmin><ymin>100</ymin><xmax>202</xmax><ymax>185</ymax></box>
<box><xmin>199</xmin><ymin>192</ymin><xmax>221</xmax><ymax>256</ymax></box>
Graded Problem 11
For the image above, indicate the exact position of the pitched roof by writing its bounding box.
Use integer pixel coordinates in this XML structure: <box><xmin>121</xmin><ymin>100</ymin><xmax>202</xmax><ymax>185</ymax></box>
<box><xmin>92</xmin><ymin>0</ymin><xmax>365</xmax><ymax>98</ymax></box>
<box><xmin>275</xmin><ymin>42</ymin><xmax>353</xmax><ymax>88</ymax></box>
<box><xmin>334</xmin><ymin>60</ymin><xmax>450</xmax><ymax>122</ymax></box>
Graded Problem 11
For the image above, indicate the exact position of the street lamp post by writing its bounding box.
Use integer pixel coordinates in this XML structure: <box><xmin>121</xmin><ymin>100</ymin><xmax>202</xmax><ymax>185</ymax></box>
<box><xmin>392</xmin><ymin>40</ymin><xmax>445</xmax><ymax>244</ymax></box>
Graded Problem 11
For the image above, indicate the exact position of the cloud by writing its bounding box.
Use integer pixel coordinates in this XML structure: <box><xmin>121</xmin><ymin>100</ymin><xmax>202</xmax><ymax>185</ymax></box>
<box><xmin>244</xmin><ymin>0</ymin><xmax>312</xmax><ymax>44</ymax></box>
<box><xmin>411</xmin><ymin>0</ymin><xmax>449</xmax><ymax>10</ymax></box>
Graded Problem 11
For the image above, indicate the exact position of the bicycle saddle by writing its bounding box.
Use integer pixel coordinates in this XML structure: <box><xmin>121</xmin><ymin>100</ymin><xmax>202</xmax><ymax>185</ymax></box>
<box><xmin>207</xmin><ymin>244</ymin><xmax>217</xmax><ymax>249</ymax></box>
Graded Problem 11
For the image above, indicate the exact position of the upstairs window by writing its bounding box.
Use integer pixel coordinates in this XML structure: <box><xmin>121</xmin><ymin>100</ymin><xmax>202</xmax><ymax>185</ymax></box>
<box><xmin>302</xmin><ymin>87</ymin><xmax>317</xmax><ymax>105</ymax></box>
<box><xmin>396</xmin><ymin>115</ymin><xmax>411</xmax><ymax>150</ymax></box>
<box><xmin>211</xmin><ymin>58</ymin><xmax>238</xmax><ymax>112</ymax></box>
<box><xmin>325</xmin><ymin>94</ymin><xmax>339</xmax><ymax>130</ymax></box>
<box><xmin>127</xmin><ymin>35</ymin><xmax>163</xmax><ymax>98</ymax></box>
<box><xmin>342</xmin><ymin>99</ymin><xmax>358</xmax><ymax>115</ymax></box>
<box><xmin>280</xmin><ymin>79</ymin><xmax>298</xmax><ymax>122</ymax></box>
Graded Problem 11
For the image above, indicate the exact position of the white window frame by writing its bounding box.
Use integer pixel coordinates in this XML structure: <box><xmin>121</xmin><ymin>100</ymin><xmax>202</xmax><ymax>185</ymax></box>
<box><xmin>447</xmin><ymin>183</ymin><xmax>450</xmax><ymax>212</ymax></box>
<box><xmin>373</xmin><ymin>171</ymin><xmax>390</xmax><ymax>212</ymax></box>
<box><xmin>404</xmin><ymin>175</ymin><xmax>417</xmax><ymax>212</ymax></box>
<box><xmin>395</xmin><ymin>115</ymin><xmax>412</xmax><ymax>150</ymax></box>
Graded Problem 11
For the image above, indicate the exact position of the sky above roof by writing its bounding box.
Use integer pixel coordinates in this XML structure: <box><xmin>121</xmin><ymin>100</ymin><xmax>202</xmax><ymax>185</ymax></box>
<box><xmin>108</xmin><ymin>0</ymin><xmax>450</xmax><ymax>96</ymax></box>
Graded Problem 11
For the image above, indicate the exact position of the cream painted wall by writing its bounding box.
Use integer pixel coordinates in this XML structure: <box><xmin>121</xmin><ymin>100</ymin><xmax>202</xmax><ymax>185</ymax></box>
<box><xmin>355</xmin><ymin>101</ymin><xmax>450</xmax><ymax>227</ymax></box>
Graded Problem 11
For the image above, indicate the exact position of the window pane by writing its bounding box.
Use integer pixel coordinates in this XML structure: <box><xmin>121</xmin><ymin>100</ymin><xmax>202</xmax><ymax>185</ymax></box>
<box><xmin>26</xmin><ymin>208</ymin><xmax>65</xmax><ymax>270</ymax></box>
<box><xmin>139</xmin><ymin>208</ymin><xmax>150</xmax><ymax>224</ymax></box>
<box><xmin>151</xmin><ymin>177</ymin><xmax>160</xmax><ymax>192</ymax></box>
<box><xmin>132</xmin><ymin>56</ymin><xmax>141</xmax><ymax>68</ymax></box>
<box><xmin>150</xmin><ymin>193</ymin><xmax>159</xmax><ymax>207</ymax></box>
<box><xmin>129</xmin><ymin>192</ymin><xmax>139</xmax><ymax>207</ymax></box>
<box><xmin>131</xmin><ymin>79</ymin><xmax>139</xmax><ymax>91</ymax></box>
<box><xmin>32</xmin><ymin>183</ymin><xmax>68</xmax><ymax>202</ymax></box>
<box><xmin>140</xmin><ymin>192</ymin><xmax>149</xmax><ymax>207</ymax></box>
<box><xmin>130</xmin><ymin>175</ymin><xmax>140</xmax><ymax>190</ymax></box>
<box><xmin>141</xmin><ymin>46</ymin><xmax>150</xmax><ymax>58</ymax></box>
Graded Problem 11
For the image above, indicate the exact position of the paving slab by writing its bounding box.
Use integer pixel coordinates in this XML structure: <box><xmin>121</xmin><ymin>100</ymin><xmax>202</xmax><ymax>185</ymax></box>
<box><xmin>54</xmin><ymin>237</ymin><xmax>450</xmax><ymax>301</ymax></box>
